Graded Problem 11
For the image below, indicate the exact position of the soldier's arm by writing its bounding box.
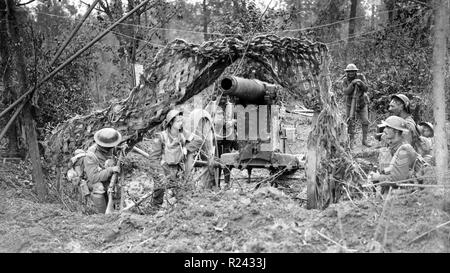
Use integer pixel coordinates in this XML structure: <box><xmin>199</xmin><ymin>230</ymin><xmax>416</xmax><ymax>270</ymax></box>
<box><xmin>379</xmin><ymin>147</ymin><xmax>413</xmax><ymax>182</ymax></box>
<box><xmin>84</xmin><ymin>154</ymin><xmax>113</xmax><ymax>184</ymax></box>
<box><xmin>404</xmin><ymin>120</ymin><xmax>420</xmax><ymax>146</ymax></box>
<box><xmin>357</xmin><ymin>74</ymin><xmax>368</xmax><ymax>92</ymax></box>
<box><xmin>185</xmin><ymin>134</ymin><xmax>204</xmax><ymax>154</ymax></box>
<box><xmin>342</xmin><ymin>78</ymin><xmax>354</xmax><ymax>96</ymax></box>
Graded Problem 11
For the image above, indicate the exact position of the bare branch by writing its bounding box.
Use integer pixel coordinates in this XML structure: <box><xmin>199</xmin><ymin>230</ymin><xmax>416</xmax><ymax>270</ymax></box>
<box><xmin>17</xmin><ymin>0</ymin><xmax>35</xmax><ymax>6</ymax></box>
<box><xmin>98</xmin><ymin>0</ymin><xmax>113</xmax><ymax>20</ymax></box>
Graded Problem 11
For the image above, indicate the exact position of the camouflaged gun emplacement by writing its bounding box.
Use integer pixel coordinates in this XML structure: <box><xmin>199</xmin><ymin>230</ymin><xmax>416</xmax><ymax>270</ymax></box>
<box><xmin>214</xmin><ymin>75</ymin><xmax>304</xmax><ymax>184</ymax></box>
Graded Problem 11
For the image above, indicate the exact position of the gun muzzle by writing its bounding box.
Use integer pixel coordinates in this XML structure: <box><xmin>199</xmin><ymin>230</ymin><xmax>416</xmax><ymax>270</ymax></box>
<box><xmin>219</xmin><ymin>76</ymin><xmax>276</xmax><ymax>104</ymax></box>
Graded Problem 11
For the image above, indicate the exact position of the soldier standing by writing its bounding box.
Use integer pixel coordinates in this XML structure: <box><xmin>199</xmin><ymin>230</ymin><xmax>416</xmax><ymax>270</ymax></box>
<box><xmin>84</xmin><ymin>128</ymin><xmax>122</xmax><ymax>214</ymax></box>
<box><xmin>148</xmin><ymin>109</ymin><xmax>203</xmax><ymax>210</ymax></box>
<box><xmin>342</xmin><ymin>64</ymin><xmax>371</xmax><ymax>148</ymax></box>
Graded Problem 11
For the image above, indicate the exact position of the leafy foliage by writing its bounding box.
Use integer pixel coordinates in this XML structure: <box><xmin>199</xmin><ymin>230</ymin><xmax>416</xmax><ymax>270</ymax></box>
<box><xmin>327</xmin><ymin>2</ymin><xmax>439</xmax><ymax>124</ymax></box>
<box><xmin>22</xmin><ymin>1</ymin><xmax>99</xmax><ymax>136</ymax></box>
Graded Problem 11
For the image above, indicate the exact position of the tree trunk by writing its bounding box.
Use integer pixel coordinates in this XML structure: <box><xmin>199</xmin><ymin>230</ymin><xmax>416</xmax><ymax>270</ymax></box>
<box><xmin>202</xmin><ymin>0</ymin><xmax>209</xmax><ymax>41</ymax></box>
<box><xmin>0</xmin><ymin>1</ymin><xmax>21</xmax><ymax>158</ymax></box>
<box><xmin>345</xmin><ymin>0</ymin><xmax>358</xmax><ymax>63</ymax></box>
<box><xmin>128</xmin><ymin>0</ymin><xmax>137</xmax><ymax>88</ymax></box>
<box><xmin>295</xmin><ymin>0</ymin><xmax>302</xmax><ymax>32</ymax></box>
<box><xmin>371</xmin><ymin>3</ymin><xmax>375</xmax><ymax>29</ymax></box>
<box><xmin>384</xmin><ymin>0</ymin><xmax>395</xmax><ymax>25</ymax></box>
<box><xmin>7</xmin><ymin>1</ymin><xmax>47</xmax><ymax>200</ymax></box>
<box><xmin>431</xmin><ymin>0</ymin><xmax>448</xmax><ymax>186</ymax></box>
<box><xmin>348</xmin><ymin>0</ymin><xmax>358</xmax><ymax>41</ymax></box>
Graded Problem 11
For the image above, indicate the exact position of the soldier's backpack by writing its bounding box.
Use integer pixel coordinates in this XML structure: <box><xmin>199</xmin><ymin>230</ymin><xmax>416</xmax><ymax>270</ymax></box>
<box><xmin>67</xmin><ymin>149</ymin><xmax>92</xmax><ymax>197</ymax></box>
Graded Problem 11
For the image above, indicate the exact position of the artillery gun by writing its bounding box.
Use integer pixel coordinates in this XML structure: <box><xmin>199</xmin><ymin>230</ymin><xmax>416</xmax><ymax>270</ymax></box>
<box><xmin>211</xmin><ymin>75</ymin><xmax>304</xmax><ymax>185</ymax></box>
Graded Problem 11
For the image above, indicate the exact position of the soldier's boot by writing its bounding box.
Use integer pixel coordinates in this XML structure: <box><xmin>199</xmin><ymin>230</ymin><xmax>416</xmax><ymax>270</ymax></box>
<box><xmin>151</xmin><ymin>188</ymin><xmax>164</xmax><ymax>210</ymax></box>
<box><xmin>362</xmin><ymin>124</ymin><xmax>372</xmax><ymax>147</ymax></box>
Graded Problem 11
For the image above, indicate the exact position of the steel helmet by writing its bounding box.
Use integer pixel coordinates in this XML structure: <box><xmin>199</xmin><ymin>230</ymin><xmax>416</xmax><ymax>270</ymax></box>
<box><xmin>345</xmin><ymin>63</ymin><xmax>358</xmax><ymax>71</ymax></box>
<box><xmin>391</xmin><ymin>94</ymin><xmax>411</xmax><ymax>114</ymax></box>
<box><xmin>418</xmin><ymin>121</ymin><xmax>434</xmax><ymax>137</ymax></box>
<box><xmin>164</xmin><ymin>109</ymin><xmax>183</xmax><ymax>128</ymax></box>
<box><xmin>379</xmin><ymin>116</ymin><xmax>409</xmax><ymax>132</ymax></box>
<box><xmin>94</xmin><ymin>128</ymin><xmax>122</xmax><ymax>148</ymax></box>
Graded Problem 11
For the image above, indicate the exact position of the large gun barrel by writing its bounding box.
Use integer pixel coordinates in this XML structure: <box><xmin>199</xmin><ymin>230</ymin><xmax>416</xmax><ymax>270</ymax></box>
<box><xmin>219</xmin><ymin>76</ymin><xmax>277</xmax><ymax>104</ymax></box>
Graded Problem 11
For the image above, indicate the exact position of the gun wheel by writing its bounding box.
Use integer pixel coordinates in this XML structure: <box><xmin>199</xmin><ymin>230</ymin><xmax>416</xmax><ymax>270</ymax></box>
<box><xmin>186</xmin><ymin>110</ymin><xmax>221</xmax><ymax>189</ymax></box>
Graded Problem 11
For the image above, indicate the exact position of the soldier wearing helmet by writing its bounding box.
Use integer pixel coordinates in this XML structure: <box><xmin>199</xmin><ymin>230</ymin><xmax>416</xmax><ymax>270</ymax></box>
<box><xmin>84</xmin><ymin>127</ymin><xmax>122</xmax><ymax>213</ymax></box>
<box><xmin>416</xmin><ymin>121</ymin><xmax>434</xmax><ymax>163</ymax></box>
<box><xmin>417</xmin><ymin>121</ymin><xmax>434</xmax><ymax>138</ymax></box>
<box><xmin>388</xmin><ymin>94</ymin><xmax>420</xmax><ymax>151</ymax></box>
<box><xmin>369</xmin><ymin>116</ymin><xmax>419</xmax><ymax>193</ymax></box>
<box><xmin>148</xmin><ymin>108</ymin><xmax>203</xmax><ymax>210</ymax></box>
<box><xmin>342</xmin><ymin>63</ymin><xmax>371</xmax><ymax>147</ymax></box>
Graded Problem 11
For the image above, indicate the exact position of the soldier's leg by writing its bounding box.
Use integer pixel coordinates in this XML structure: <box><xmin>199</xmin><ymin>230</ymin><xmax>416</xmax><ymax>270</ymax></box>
<box><xmin>151</xmin><ymin>171</ymin><xmax>166</xmax><ymax>208</ymax></box>
<box><xmin>163</xmin><ymin>165</ymin><xmax>180</xmax><ymax>205</ymax></box>
<box><xmin>360</xmin><ymin>105</ymin><xmax>371</xmax><ymax>147</ymax></box>
<box><xmin>346</xmin><ymin>105</ymin><xmax>355</xmax><ymax>147</ymax></box>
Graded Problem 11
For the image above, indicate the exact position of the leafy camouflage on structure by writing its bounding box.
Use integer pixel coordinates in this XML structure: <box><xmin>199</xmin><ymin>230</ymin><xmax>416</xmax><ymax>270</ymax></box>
<box><xmin>45</xmin><ymin>34</ymin><xmax>360</xmax><ymax>210</ymax></box>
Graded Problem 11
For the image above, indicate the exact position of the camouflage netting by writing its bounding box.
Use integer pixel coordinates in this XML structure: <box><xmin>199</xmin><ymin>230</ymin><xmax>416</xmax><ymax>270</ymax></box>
<box><xmin>44</xmin><ymin>34</ymin><xmax>362</xmax><ymax>210</ymax></box>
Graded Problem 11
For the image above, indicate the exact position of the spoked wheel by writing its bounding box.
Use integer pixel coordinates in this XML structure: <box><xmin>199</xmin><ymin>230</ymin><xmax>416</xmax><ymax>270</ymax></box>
<box><xmin>185</xmin><ymin>110</ymin><xmax>221</xmax><ymax>189</ymax></box>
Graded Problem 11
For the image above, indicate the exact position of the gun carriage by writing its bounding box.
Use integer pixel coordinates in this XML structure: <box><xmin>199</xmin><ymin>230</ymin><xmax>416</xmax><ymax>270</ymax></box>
<box><xmin>194</xmin><ymin>75</ymin><xmax>305</xmax><ymax>185</ymax></box>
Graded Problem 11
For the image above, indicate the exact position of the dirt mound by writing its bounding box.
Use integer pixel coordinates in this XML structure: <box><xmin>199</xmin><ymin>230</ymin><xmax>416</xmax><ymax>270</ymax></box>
<box><xmin>1</xmin><ymin>122</ymin><xmax>449</xmax><ymax>253</ymax></box>
<box><xmin>1</xmin><ymin>159</ymin><xmax>449</xmax><ymax>253</ymax></box>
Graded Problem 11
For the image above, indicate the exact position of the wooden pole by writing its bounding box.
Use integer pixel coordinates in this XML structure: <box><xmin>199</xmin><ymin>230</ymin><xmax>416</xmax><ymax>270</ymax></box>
<box><xmin>5</xmin><ymin>0</ymin><xmax>46</xmax><ymax>200</ymax></box>
<box><xmin>431</xmin><ymin>0</ymin><xmax>449</xmax><ymax>186</ymax></box>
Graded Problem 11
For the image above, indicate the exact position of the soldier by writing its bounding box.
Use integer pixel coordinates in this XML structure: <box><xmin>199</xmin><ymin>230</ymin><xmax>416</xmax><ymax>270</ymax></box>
<box><xmin>342</xmin><ymin>63</ymin><xmax>371</xmax><ymax>147</ymax></box>
<box><xmin>84</xmin><ymin>128</ymin><xmax>122</xmax><ymax>214</ymax></box>
<box><xmin>416</xmin><ymin>121</ymin><xmax>434</xmax><ymax>163</ymax></box>
<box><xmin>388</xmin><ymin>94</ymin><xmax>420</xmax><ymax>150</ymax></box>
<box><xmin>148</xmin><ymin>109</ymin><xmax>203</xmax><ymax>210</ymax></box>
<box><xmin>369</xmin><ymin>116</ymin><xmax>419</xmax><ymax>193</ymax></box>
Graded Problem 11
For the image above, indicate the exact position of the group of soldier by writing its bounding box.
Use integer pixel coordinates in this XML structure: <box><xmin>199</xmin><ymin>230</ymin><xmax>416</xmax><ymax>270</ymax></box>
<box><xmin>342</xmin><ymin>63</ymin><xmax>435</xmax><ymax>192</ymax></box>
<box><xmin>80</xmin><ymin>109</ymin><xmax>205</xmax><ymax>214</ymax></box>
<box><xmin>79</xmin><ymin>64</ymin><xmax>436</xmax><ymax>214</ymax></box>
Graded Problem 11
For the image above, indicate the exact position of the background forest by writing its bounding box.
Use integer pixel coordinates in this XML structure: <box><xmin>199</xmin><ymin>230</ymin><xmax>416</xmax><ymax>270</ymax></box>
<box><xmin>0</xmin><ymin>0</ymin><xmax>448</xmax><ymax>158</ymax></box>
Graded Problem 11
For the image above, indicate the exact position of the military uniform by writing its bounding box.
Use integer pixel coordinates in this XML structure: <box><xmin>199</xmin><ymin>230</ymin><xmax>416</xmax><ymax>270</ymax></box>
<box><xmin>83</xmin><ymin>128</ymin><xmax>122</xmax><ymax>214</ymax></box>
<box><xmin>148</xmin><ymin>129</ymin><xmax>203</xmax><ymax>207</ymax></box>
<box><xmin>378</xmin><ymin>141</ymin><xmax>418</xmax><ymax>183</ymax></box>
<box><xmin>84</xmin><ymin>144</ymin><xmax>116</xmax><ymax>194</ymax></box>
<box><xmin>401</xmin><ymin>114</ymin><xmax>421</xmax><ymax>151</ymax></box>
<box><xmin>371</xmin><ymin>116</ymin><xmax>426</xmax><ymax>193</ymax></box>
<box><xmin>342</xmin><ymin>65</ymin><xmax>371</xmax><ymax>147</ymax></box>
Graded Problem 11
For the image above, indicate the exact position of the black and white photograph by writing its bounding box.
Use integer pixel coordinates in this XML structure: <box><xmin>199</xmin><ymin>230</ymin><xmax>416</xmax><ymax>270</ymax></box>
<box><xmin>0</xmin><ymin>0</ymin><xmax>449</xmax><ymax>258</ymax></box>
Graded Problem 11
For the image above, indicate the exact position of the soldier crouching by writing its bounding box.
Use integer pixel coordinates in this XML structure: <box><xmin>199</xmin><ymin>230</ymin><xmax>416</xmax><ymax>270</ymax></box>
<box><xmin>84</xmin><ymin>128</ymin><xmax>122</xmax><ymax>214</ymax></box>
